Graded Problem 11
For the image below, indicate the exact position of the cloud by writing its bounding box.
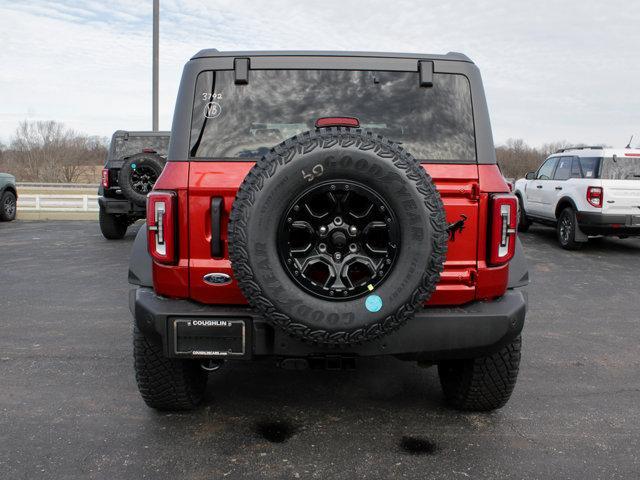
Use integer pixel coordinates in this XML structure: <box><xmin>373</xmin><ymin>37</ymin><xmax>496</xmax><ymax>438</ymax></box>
<box><xmin>0</xmin><ymin>0</ymin><xmax>638</xmax><ymax>147</ymax></box>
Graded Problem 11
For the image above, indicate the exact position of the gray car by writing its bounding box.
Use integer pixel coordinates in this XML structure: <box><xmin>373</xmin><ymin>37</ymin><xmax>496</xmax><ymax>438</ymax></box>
<box><xmin>0</xmin><ymin>173</ymin><xmax>17</xmax><ymax>222</ymax></box>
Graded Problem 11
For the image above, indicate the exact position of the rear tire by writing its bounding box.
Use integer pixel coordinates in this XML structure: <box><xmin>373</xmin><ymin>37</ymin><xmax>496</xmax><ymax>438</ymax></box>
<box><xmin>99</xmin><ymin>207</ymin><xmax>128</xmax><ymax>239</ymax></box>
<box><xmin>0</xmin><ymin>190</ymin><xmax>17</xmax><ymax>221</ymax></box>
<box><xmin>438</xmin><ymin>336</ymin><xmax>521</xmax><ymax>411</ymax></box>
<box><xmin>516</xmin><ymin>195</ymin><xmax>530</xmax><ymax>232</ymax></box>
<box><xmin>557</xmin><ymin>207</ymin><xmax>584</xmax><ymax>250</ymax></box>
<box><xmin>133</xmin><ymin>327</ymin><xmax>208</xmax><ymax>411</ymax></box>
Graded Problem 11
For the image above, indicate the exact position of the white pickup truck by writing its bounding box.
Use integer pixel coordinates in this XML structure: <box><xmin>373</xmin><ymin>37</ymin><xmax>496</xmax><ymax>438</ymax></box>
<box><xmin>514</xmin><ymin>146</ymin><xmax>640</xmax><ymax>249</ymax></box>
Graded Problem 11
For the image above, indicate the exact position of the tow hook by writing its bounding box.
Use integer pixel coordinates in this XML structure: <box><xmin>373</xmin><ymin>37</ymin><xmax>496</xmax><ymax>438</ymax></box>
<box><xmin>447</xmin><ymin>214</ymin><xmax>468</xmax><ymax>241</ymax></box>
<box><xmin>201</xmin><ymin>359</ymin><xmax>224</xmax><ymax>371</ymax></box>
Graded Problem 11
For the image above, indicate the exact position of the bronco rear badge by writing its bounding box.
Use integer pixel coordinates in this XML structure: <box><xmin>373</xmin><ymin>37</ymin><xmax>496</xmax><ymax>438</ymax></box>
<box><xmin>203</xmin><ymin>273</ymin><xmax>232</xmax><ymax>285</ymax></box>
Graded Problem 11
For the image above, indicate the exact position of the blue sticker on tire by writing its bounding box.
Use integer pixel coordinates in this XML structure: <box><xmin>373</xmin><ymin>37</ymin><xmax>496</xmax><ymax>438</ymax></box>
<box><xmin>365</xmin><ymin>295</ymin><xmax>383</xmax><ymax>313</ymax></box>
<box><xmin>131</xmin><ymin>163</ymin><xmax>137</xmax><ymax>169</ymax></box>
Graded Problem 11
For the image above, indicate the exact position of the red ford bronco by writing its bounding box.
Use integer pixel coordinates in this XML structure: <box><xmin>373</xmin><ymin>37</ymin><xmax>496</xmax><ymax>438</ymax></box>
<box><xmin>128</xmin><ymin>50</ymin><xmax>529</xmax><ymax>412</ymax></box>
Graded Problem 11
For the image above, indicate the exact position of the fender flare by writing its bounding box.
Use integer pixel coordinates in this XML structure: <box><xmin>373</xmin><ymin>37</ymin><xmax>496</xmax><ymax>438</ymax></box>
<box><xmin>128</xmin><ymin>224</ymin><xmax>153</xmax><ymax>287</ymax></box>
<box><xmin>554</xmin><ymin>196</ymin><xmax>579</xmax><ymax>218</ymax></box>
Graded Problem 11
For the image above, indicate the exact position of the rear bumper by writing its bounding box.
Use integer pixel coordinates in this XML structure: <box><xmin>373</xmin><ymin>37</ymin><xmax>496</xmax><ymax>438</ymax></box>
<box><xmin>577</xmin><ymin>211</ymin><xmax>640</xmax><ymax>236</ymax></box>
<box><xmin>130</xmin><ymin>287</ymin><xmax>527</xmax><ymax>361</ymax></box>
<box><xmin>98</xmin><ymin>196</ymin><xmax>145</xmax><ymax>215</ymax></box>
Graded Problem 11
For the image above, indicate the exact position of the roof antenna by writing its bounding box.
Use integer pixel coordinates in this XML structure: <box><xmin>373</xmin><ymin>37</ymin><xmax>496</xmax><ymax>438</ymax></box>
<box><xmin>625</xmin><ymin>135</ymin><xmax>634</xmax><ymax>149</ymax></box>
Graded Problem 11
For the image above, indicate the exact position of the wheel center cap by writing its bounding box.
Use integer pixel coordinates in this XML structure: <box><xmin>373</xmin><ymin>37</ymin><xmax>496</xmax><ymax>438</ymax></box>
<box><xmin>331</xmin><ymin>230</ymin><xmax>347</xmax><ymax>248</ymax></box>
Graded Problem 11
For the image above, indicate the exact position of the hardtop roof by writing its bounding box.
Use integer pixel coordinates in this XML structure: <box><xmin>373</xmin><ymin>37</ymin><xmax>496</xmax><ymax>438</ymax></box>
<box><xmin>191</xmin><ymin>49</ymin><xmax>473</xmax><ymax>63</ymax></box>
<box><xmin>112</xmin><ymin>130</ymin><xmax>170</xmax><ymax>138</ymax></box>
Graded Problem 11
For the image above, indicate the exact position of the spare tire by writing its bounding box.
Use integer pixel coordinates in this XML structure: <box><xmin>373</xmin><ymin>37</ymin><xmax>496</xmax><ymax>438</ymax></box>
<box><xmin>229</xmin><ymin>128</ymin><xmax>448</xmax><ymax>346</ymax></box>
<box><xmin>119</xmin><ymin>153</ymin><xmax>166</xmax><ymax>206</ymax></box>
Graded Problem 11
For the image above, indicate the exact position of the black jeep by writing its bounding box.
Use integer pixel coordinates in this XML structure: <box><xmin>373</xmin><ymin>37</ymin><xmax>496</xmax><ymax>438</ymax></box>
<box><xmin>98</xmin><ymin>130</ymin><xmax>170</xmax><ymax>239</ymax></box>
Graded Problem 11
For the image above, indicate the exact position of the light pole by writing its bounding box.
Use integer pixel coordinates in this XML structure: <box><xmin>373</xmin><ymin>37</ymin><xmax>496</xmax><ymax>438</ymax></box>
<box><xmin>152</xmin><ymin>0</ymin><xmax>159</xmax><ymax>131</ymax></box>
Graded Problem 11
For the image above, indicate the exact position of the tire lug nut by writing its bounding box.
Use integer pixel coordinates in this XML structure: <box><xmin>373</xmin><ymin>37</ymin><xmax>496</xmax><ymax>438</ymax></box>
<box><xmin>319</xmin><ymin>225</ymin><xmax>327</xmax><ymax>235</ymax></box>
<box><xmin>385</xmin><ymin>258</ymin><xmax>391</xmax><ymax>265</ymax></box>
<box><xmin>349</xmin><ymin>243</ymin><xmax>357</xmax><ymax>253</ymax></box>
<box><xmin>293</xmin><ymin>205</ymin><xmax>300</xmax><ymax>211</ymax></box>
<box><xmin>330</xmin><ymin>184</ymin><xmax>336</xmax><ymax>190</ymax></box>
<box><xmin>318</xmin><ymin>243</ymin><xmax>327</xmax><ymax>253</ymax></box>
<box><xmin>334</xmin><ymin>252</ymin><xmax>342</xmax><ymax>261</ymax></box>
<box><xmin>334</xmin><ymin>217</ymin><xmax>343</xmax><ymax>226</ymax></box>
<box><xmin>349</xmin><ymin>225</ymin><xmax>357</xmax><ymax>235</ymax></box>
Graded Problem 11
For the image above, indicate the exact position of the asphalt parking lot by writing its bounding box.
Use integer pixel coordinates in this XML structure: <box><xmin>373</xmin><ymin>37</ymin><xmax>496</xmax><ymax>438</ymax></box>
<box><xmin>1</xmin><ymin>221</ymin><xmax>639</xmax><ymax>479</ymax></box>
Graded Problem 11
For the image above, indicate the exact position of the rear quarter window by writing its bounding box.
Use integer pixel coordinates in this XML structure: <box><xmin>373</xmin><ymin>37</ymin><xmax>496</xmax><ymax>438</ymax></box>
<box><xmin>189</xmin><ymin>69</ymin><xmax>476</xmax><ymax>162</ymax></box>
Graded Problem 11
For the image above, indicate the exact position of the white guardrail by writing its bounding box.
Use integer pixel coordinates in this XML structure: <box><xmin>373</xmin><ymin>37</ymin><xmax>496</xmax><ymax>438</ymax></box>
<box><xmin>17</xmin><ymin>194</ymin><xmax>99</xmax><ymax>212</ymax></box>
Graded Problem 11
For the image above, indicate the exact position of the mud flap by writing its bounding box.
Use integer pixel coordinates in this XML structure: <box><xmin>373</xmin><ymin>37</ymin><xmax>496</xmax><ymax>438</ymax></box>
<box><xmin>574</xmin><ymin>223</ymin><xmax>589</xmax><ymax>242</ymax></box>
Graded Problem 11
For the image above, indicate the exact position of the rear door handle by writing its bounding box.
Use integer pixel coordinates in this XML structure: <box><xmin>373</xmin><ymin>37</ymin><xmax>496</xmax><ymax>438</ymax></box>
<box><xmin>536</xmin><ymin>185</ymin><xmax>543</xmax><ymax>189</ymax></box>
<box><xmin>210</xmin><ymin>197</ymin><xmax>223</xmax><ymax>257</ymax></box>
<box><xmin>555</xmin><ymin>186</ymin><xmax>562</xmax><ymax>190</ymax></box>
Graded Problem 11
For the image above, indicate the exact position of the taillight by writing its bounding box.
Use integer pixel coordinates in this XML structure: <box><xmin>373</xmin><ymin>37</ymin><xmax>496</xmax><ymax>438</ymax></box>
<box><xmin>101</xmin><ymin>168</ymin><xmax>109</xmax><ymax>188</ymax></box>
<box><xmin>586</xmin><ymin>186</ymin><xmax>603</xmax><ymax>208</ymax></box>
<box><xmin>489</xmin><ymin>194</ymin><xmax>517</xmax><ymax>266</ymax></box>
<box><xmin>147</xmin><ymin>191</ymin><xmax>177</xmax><ymax>264</ymax></box>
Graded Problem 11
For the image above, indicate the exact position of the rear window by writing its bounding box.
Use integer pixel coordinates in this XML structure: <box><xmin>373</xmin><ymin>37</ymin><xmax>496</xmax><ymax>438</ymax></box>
<box><xmin>189</xmin><ymin>69</ymin><xmax>476</xmax><ymax>161</ymax></box>
<box><xmin>601</xmin><ymin>155</ymin><xmax>640</xmax><ymax>180</ymax></box>
<box><xmin>111</xmin><ymin>135</ymin><xmax>169</xmax><ymax>161</ymax></box>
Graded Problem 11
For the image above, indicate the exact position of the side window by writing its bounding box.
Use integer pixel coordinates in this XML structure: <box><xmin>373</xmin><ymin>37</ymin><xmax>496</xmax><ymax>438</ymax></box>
<box><xmin>570</xmin><ymin>157</ymin><xmax>583</xmax><ymax>178</ymax></box>
<box><xmin>536</xmin><ymin>157</ymin><xmax>558</xmax><ymax>180</ymax></box>
<box><xmin>553</xmin><ymin>157</ymin><xmax>572</xmax><ymax>180</ymax></box>
<box><xmin>578</xmin><ymin>157</ymin><xmax>601</xmax><ymax>178</ymax></box>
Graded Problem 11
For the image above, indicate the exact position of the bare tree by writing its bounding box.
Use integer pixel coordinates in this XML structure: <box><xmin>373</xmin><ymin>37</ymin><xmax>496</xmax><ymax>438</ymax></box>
<box><xmin>496</xmin><ymin>138</ymin><xmax>589</xmax><ymax>179</ymax></box>
<box><xmin>5</xmin><ymin>120</ymin><xmax>107</xmax><ymax>182</ymax></box>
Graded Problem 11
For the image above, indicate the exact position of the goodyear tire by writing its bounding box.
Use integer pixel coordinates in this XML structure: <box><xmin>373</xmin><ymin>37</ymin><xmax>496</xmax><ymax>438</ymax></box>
<box><xmin>228</xmin><ymin>128</ymin><xmax>448</xmax><ymax>346</ymax></box>
<box><xmin>119</xmin><ymin>153</ymin><xmax>165</xmax><ymax>206</ymax></box>
<box><xmin>133</xmin><ymin>326</ymin><xmax>208</xmax><ymax>411</ymax></box>
<box><xmin>438</xmin><ymin>335</ymin><xmax>522</xmax><ymax>411</ymax></box>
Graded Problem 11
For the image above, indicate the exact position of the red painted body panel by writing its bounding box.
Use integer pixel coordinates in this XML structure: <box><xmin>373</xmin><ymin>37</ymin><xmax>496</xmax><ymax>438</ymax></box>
<box><xmin>152</xmin><ymin>161</ymin><xmax>511</xmax><ymax>306</ymax></box>
<box><xmin>423</xmin><ymin>164</ymin><xmax>479</xmax><ymax>305</ymax></box>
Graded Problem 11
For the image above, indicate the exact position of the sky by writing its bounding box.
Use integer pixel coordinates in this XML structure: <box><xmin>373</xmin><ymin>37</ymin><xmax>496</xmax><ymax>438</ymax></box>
<box><xmin>0</xmin><ymin>0</ymin><xmax>639</xmax><ymax>148</ymax></box>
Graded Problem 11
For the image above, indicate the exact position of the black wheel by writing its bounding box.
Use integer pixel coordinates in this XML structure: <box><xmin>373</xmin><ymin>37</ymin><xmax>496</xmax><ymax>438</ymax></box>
<box><xmin>557</xmin><ymin>207</ymin><xmax>584</xmax><ymax>250</ymax></box>
<box><xmin>516</xmin><ymin>195</ymin><xmax>530</xmax><ymax>232</ymax></box>
<box><xmin>228</xmin><ymin>128</ymin><xmax>448</xmax><ymax>346</ymax></box>
<box><xmin>0</xmin><ymin>190</ymin><xmax>17</xmax><ymax>221</ymax></box>
<box><xmin>119</xmin><ymin>153</ymin><xmax>165</xmax><ymax>206</ymax></box>
<box><xmin>99</xmin><ymin>207</ymin><xmax>128</xmax><ymax>239</ymax></box>
<box><xmin>133</xmin><ymin>327</ymin><xmax>208</xmax><ymax>411</ymax></box>
<box><xmin>438</xmin><ymin>336</ymin><xmax>522</xmax><ymax>411</ymax></box>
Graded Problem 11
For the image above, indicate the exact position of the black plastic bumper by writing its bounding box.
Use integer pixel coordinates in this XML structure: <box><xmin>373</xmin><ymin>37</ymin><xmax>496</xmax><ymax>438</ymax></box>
<box><xmin>130</xmin><ymin>287</ymin><xmax>527</xmax><ymax>360</ymax></box>
<box><xmin>98</xmin><ymin>196</ymin><xmax>145</xmax><ymax>215</ymax></box>
<box><xmin>576</xmin><ymin>211</ymin><xmax>640</xmax><ymax>236</ymax></box>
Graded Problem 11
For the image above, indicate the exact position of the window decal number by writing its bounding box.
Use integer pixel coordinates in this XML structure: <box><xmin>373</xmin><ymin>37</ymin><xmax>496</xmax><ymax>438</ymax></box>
<box><xmin>204</xmin><ymin>102</ymin><xmax>222</xmax><ymax>119</ymax></box>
